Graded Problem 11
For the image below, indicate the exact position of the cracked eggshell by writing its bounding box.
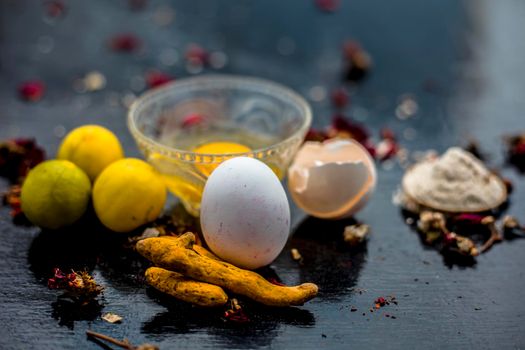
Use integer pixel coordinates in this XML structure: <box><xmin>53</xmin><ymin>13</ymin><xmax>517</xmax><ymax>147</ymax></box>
<box><xmin>287</xmin><ymin>139</ymin><xmax>376</xmax><ymax>219</ymax></box>
<box><xmin>200</xmin><ymin>157</ymin><xmax>290</xmax><ymax>270</ymax></box>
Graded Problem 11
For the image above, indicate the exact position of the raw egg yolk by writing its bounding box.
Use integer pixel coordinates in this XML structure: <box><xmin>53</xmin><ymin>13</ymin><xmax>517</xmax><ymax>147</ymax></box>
<box><xmin>193</xmin><ymin>141</ymin><xmax>251</xmax><ymax>176</ymax></box>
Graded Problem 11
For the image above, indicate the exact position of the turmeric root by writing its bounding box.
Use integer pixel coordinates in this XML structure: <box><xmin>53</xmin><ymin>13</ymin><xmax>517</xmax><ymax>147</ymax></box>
<box><xmin>145</xmin><ymin>267</ymin><xmax>228</xmax><ymax>307</ymax></box>
<box><xmin>158</xmin><ymin>236</ymin><xmax>220</xmax><ymax>260</ymax></box>
<box><xmin>136</xmin><ymin>233</ymin><xmax>318</xmax><ymax>307</ymax></box>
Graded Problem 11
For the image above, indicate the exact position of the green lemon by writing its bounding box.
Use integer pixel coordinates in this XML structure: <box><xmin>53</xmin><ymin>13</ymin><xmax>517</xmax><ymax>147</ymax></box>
<box><xmin>21</xmin><ymin>160</ymin><xmax>92</xmax><ymax>229</ymax></box>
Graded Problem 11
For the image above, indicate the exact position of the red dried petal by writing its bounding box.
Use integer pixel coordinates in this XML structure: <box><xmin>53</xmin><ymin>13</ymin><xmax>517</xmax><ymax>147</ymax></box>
<box><xmin>181</xmin><ymin>114</ymin><xmax>205</xmax><ymax>128</ymax></box>
<box><xmin>443</xmin><ymin>232</ymin><xmax>457</xmax><ymax>246</ymax></box>
<box><xmin>453</xmin><ymin>214</ymin><xmax>484</xmax><ymax>226</ymax></box>
<box><xmin>343</xmin><ymin>41</ymin><xmax>362</xmax><ymax>61</ymax></box>
<box><xmin>109</xmin><ymin>34</ymin><xmax>141</xmax><ymax>52</ymax></box>
<box><xmin>330</xmin><ymin>115</ymin><xmax>370</xmax><ymax>144</ymax></box>
<box><xmin>304</xmin><ymin>128</ymin><xmax>328</xmax><ymax>142</ymax></box>
<box><xmin>224</xmin><ymin>309</ymin><xmax>250</xmax><ymax>323</ymax></box>
<box><xmin>18</xmin><ymin>81</ymin><xmax>45</xmax><ymax>102</ymax></box>
<box><xmin>513</xmin><ymin>142</ymin><xmax>525</xmax><ymax>156</ymax></box>
<box><xmin>185</xmin><ymin>44</ymin><xmax>209</xmax><ymax>65</ymax></box>
<box><xmin>44</xmin><ymin>1</ymin><xmax>66</xmax><ymax>18</ymax></box>
<box><xmin>380</xmin><ymin>128</ymin><xmax>396</xmax><ymax>141</ymax></box>
<box><xmin>331</xmin><ymin>88</ymin><xmax>349</xmax><ymax>108</ymax></box>
<box><xmin>343</xmin><ymin>41</ymin><xmax>372</xmax><ymax>81</ymax></box>
<box><xmin>315</xmin><ymin>0</ymin><xmax>340</xmax><ymax>12</ymax></box>
<box><xmin>374</xmin><ymin>297</ymin><xmax>386</xmax><ymax>306</ymax></box>
<box><xmin>129</xmin><ymin>0</ymin><xmax>147</xmax><ymax>11</ymax></box>
<box><xmin>145</xmin><ymin>71</ymin><xmax>173</xmax><ymax>88</ymax></box>
<box><xmin>267</xmin><ymin>277</ymin><xmax>286</xmax><ymax>286</ymax></box>
<box><xmin>375</xmin><ymin>139</ymin><xmax>398</xmax><ymax>161</ymax></box>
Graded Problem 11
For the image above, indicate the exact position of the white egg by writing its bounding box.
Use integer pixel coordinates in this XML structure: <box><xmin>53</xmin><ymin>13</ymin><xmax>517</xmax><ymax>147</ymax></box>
<box><xmin>200</xmin><ymin>157</ymin><xmax>290</xmax><ymax>270</ymax></box>
<box><xmin>288</xmin><ymin>138</ymin><xmax>377</xmax><ymax>219</ymax></box>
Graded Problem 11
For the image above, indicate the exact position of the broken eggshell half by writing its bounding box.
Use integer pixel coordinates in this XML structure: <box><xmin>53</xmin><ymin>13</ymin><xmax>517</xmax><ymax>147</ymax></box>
<box><xmin>287</xmin><ymin>138</ymin><xmax>377</xmax><ymax>219</ymax></box>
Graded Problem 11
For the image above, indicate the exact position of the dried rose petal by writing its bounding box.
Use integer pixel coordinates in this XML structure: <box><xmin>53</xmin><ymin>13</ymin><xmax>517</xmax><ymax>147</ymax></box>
<box><xmin>267</xmin><ymin>277</ymin><xmax>286</xmax><ymax>286</ymax></box>
<box><xmin>3</xmin><ymin>185</ymin><xmax>23</xmax><ymax>219</ymax></box>
<box><xmin>329</xmin><ymin>115</ymin><xmax>369</xmax><ymax>144</ymax></box>
<box><xmin>380</xmin><ymin>128</ymin><xmax>396</xmax><ymax>141</ymax></box>
<box><xmin>185</xmin><ymin>44</ymin><xmax>209</xmax><ymax>65</ymax></box>
<box><xmin>506</xmin><ymin>134</ymin><xmax>525</xmax><ymax>171</ymax></box>
<box><xmin>224</xmin><ymin>308</ymin><xmax>250</xmax><ymax>323</ymax></box>
<box><xmin>304</xmin><ymin>128</ymin><xmax>328</xmax><ymax>142</ymax></box>
<box><xmin>18</xmin><ymin>81</ymin><xmax>45</xmax><ymax>102</ymax></box>
<box><xmin>129</xmin><ymin>0</ymin><xmax>147</xmax><ymax>11</ymax></box>
<box><xmin>0</xmin><ymin>138</ymin><xmax>45</xmax><ymax>182</ymax></box>
<box><xmin>331</xmin><ymin>88</ymin><xmax>349</xmax><ymax>108</ymax></box>
<box><xmin>47</xmin><ymin>268</ymin><xmax>103</xmax><ymax>302</ymax></box>
<box><xmin>453</xmin><ymin>214</ymin><xmax>484</xmax><ymax>226</ymax></box>
<box><xmin>442</xmin><ymin>232</ymin><xmax>457</xmax><ymax>246</ymax></box>
<box><xmin>315</xmin><ymin>0</ymin><xmax>340</xmax><ymax>12</ymax></box>
<box><xmin>375</xmin><ymin>297</ymin><xmax>386</xmax><ymax>306</ymax></box>
<box><xmin>181</xmin><ymin>114</ymin><xmax>205</xmax><ymax>128</ymax></box>
<box><xmin>145</xmin><ymin>71</ymin><xmax>173</xmax><ymax>89</ymax></box>
<box><xmin>44</xmin><ymin>0</ymin><xmax>66</xmax><ymax>18</ymax></box>
<box><xmin>343</xmin><ymin>41</ymin><xmax>372</xmax><ymax>82</ymax></box>
<box><xmin>375</xmin><ymin>139</ymin><xmax>398</xmax><ymax>161</ymax></box>
<box><xmin>109</xmin><ymin>34</ymin><xmax>141</xmax><ymax>52</ymax></box>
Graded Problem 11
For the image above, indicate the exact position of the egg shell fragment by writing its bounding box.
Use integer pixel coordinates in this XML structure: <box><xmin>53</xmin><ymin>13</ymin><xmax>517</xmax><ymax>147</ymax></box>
<box><xmin>288</xmin><ymin>139</ymin><xmax>376</xmax><ymax>219</ymax></box>
<box><xmin>200</xmin><ymin>157</ymin><xmax>290</xmax><ymax>270</ymax></box>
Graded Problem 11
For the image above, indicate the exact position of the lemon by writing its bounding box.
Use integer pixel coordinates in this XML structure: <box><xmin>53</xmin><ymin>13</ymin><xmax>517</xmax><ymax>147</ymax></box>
<box><xmin>21</xmin><ymin>160</ymin><xmax>91</xmax><ymax>229</ymax></box>
<box><xmin>193</xmin><ymin>141</ymin><xmax>251</xmax><ymax>176</ymax></box>
<box><xmin>57</xmin><ymin>125</ymin><xmax>124</xmax><ymax>181</ymax></box>
<box><xmin>93</xmin><ymin>158</ymin><xmax>167</xmax><ymax>232</ymax></box>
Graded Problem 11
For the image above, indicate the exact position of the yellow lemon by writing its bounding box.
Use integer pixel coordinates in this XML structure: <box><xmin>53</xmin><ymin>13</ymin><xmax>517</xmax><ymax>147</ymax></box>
<box><xmin>93</xmin><ymin>158</ymin><xmax>167</xmax><ymax>232</ymax></box>
<box><xmin>193</xmin><ymin>141</ymin><xmax>251</xmax><ymax>176</ymax></box>
<box><xmin>21</xmin><ymin>160</ymin><xmax>91</xmax><ymax>229</ymax></box>
<box><xmin>57</xmin><ymin>125</ymin><xmax>124</xmax><ymax>181</ymax></box>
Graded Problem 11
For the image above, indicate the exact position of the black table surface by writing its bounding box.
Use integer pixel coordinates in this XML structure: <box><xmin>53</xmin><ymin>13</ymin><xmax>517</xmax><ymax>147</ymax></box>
<box><xmin>1</xmin><ymin>1</ymin><xmax>525</xmax><ymax>349</ymax></box>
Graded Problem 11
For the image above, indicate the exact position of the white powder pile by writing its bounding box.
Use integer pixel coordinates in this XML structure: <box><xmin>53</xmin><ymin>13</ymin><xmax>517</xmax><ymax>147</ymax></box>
<box><xmin>402</xmin><ymin>147</ymin><xmax>507</xmax><ymax>212</ymax></box>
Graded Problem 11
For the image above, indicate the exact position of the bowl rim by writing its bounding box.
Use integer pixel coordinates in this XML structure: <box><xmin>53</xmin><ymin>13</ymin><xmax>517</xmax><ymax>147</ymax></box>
<box><xmin>127</xmin><ymin>74</ymin><xmax>312</xmax><ymax>159</ymax></box>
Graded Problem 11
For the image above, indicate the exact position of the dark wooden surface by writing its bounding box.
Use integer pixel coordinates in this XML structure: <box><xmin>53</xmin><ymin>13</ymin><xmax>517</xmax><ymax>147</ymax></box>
<box><xmin>1</xmin><ymin>1</ymin><xmax>525</xmax><ymax>349</ymax></box>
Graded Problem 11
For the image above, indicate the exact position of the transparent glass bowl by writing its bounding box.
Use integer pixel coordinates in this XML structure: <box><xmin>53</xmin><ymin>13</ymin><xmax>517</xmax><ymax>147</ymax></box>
<box><xmin>128</xmin><ymin>75</ymin><xmax>312</xmax><ymax>216</ymax></box>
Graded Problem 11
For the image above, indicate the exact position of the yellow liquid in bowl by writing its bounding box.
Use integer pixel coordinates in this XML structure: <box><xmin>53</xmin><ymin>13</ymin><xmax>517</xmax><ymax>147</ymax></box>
<box><xmin>192</xmin><ymin>141</ymin><xmax>251</xmax><ymax>176</ymax></box>
<box><xmin>149</xmin><ymin>126</ymin><xmax>284</xmax><ymax>216</ymax></box>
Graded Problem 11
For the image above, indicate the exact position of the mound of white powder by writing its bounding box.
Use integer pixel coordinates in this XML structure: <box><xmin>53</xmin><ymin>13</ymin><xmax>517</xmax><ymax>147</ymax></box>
<box><xmin>402</xmin><ymin>147</ymin><xmax>507</xmax><ymax>212</ymax></box>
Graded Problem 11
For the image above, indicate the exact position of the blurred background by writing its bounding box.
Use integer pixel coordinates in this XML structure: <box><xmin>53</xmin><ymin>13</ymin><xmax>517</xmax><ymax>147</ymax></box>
<box><xmin>1</xmin><ymin>0</ymin><xmax>523</xmax><ymax>155</ymax></box>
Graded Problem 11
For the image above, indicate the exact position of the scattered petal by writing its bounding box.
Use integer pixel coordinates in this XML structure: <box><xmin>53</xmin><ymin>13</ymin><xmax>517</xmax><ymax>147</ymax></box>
<box><xmin>44</xmin><ymin>0</ymin><xmax>66</xmax><ymax>19</ymax></box>
<box><xmin>18</xmin><ymin>81</ymin><xmax>45</xmax><ymax>102</ymax></box>
<box><xmin>145</xmin><ymin>70</ymin><xmax>173</xmax><ymax>89</ymax></box>
<box><xmin>328</xmin><ymin>114</ymin><xmax>369</xmax><ymax>143</ymax></box>
<box><xmin>343</xmin><ymin>40</ymin><xmax>372</xmax><ymax>82</ymax></box>
<box><xmin>305</xmin><ymin>128</ymin><xmax>328</xmax><ymax>142</ymax></box>
<box><xmin>185</xmin><ymin>44</ymin><xmax>209</xmax><ymax>65</ymax></box>
<box><xmin>109</xmin><ymin>33</ymin><xmax>141</xmax><ymax>53</ymax></box>
<box><xmin>331</xmin><ymin>87</ymin><xmax>349</xmax><ymax>108</ymax></box>
<box><xmin>315</xmin><ymin>0</ymin><xmax>340</xmax><ymax>12</ymax></box>
<box><xmin>181</xmin><ymin>114</ymin><xmax>205</xmax><ymax>128</ymax></box>
<box><xmin>0</xmin><ymin>138</ymin><xmax>46</xmax><ymax>182</ymax></box>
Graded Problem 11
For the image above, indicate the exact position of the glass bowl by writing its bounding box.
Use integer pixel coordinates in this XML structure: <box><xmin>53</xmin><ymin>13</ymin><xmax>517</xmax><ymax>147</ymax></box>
<box><xmin>128</xmin><ymin>75</ymin><xmax>312</xmax><ymax>216</ymax></box>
